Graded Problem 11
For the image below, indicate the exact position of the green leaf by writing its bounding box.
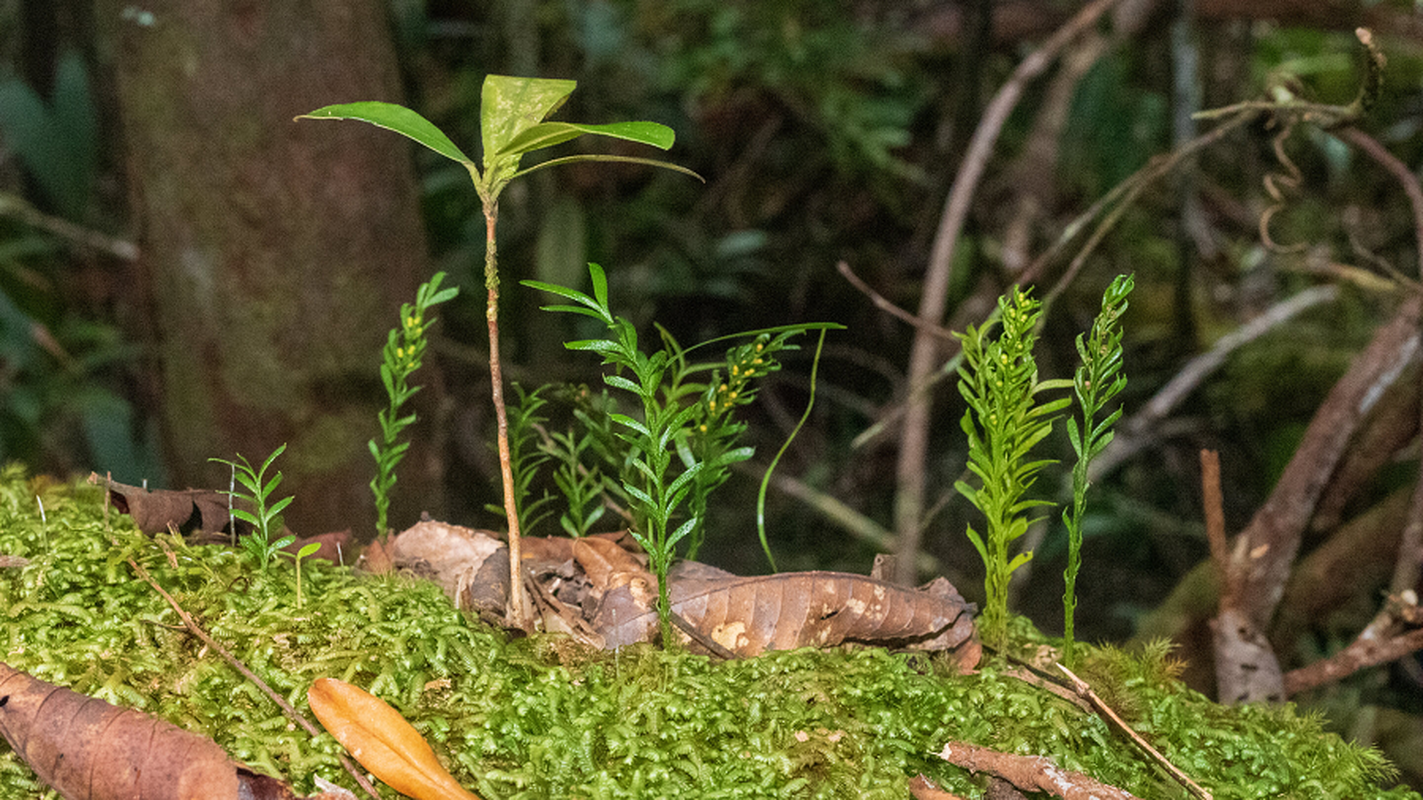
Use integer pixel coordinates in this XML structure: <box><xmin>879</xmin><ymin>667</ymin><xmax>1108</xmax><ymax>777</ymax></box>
<box><xmin>604</xmin><ymin>375</ymin><xmax>642</xmax><ymax>395</ymax></box>
<box><xmin>609</xmin><ymin>411</ymin><xmax>649</xmax><ymax>437</ymax></box>
<box><xmin>711</xmin><ymin>447</ymin><xmax>755</xmax><ymax>468</ymax></box>
<box><xmin>623</xmin><ymin>482</ymin><xmax>653</xmax><ymax>507</ymax></box>
<box><xmin>426</xmin><ymin>286</ymin><xmax>458</xmax><ymax>305</ymax></box>
<box><xmin>1007</xmin><ymin>551</ymin><xmax>1033</xmax><ymax>572</ymax></box>
<box><xmin>497</xmin><ymin>120</ymin><xmax>674</xmax><ymax>158</ymax></box>
<box><xmin>297</xmin><ymin>542</ymin><xmax>322</xmax><ymax>559</ymax></box>
<box><xmin>259</xmin><ymin>443</ymin><xmax>288</xmax><ymax>474</ymax></box>
<box><xmin>962</xmin><ymin>524</ymin><xmax>989</xmax><ymax>564</ymax></box>
<box><xmin>520</xmin><ymin>278</ymin><xmax>596</xmax><ymax>305</ymax></box>
<box><xmin>667</xmin><ymin>516</ymin><xmax>699</xmax><ymax>549</ymax></box>
<box><xmin>666</xmin><ymin>461</ymin><xmax>705</xmax><ymax>501</ymax></box>
<box><xmin>269</xmin><ymin>534</ymin><xmax>297</xmax><ymax>551</ymax></box>
<box><xmin>298</xmin><ymin>102</ymin><xmax>472</xmax><ymax>165</ymax></box>
<box><xmin>268</xmin><ymin>495</ymin><xmax>294</xmax><ymax>518</ymax></box>
<box><xmin>588</xmin><ymin>262</ymin><xmax>609</xmax><ymax>308</ymax></box>
<box><xmin>511</xmin><ymin>154</ymin><xmax>704</xmax><ymax>184</ymax></box>
<box><xmin>480</xmin><ymin>75</ymin><xmax>577</xmax><ymax>173</ymax></box>
<box><xmin>565</xmin><ymin>338</ymin><xmax>619</xmax><ymax>353</ymax></box>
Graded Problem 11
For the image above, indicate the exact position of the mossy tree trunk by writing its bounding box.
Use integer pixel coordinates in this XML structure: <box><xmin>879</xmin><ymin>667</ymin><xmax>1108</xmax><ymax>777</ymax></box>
<box><xmin>101</xmin><ymin>0</ymin><xmax>442</xmax><ymax>536</ymax></box>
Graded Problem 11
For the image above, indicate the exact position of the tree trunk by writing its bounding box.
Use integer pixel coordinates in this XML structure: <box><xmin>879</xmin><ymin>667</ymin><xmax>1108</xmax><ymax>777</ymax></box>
<box><xmin>100</xmin><ymin>0</ymin><xmax>441</xmax><ymax>537</ymax></box>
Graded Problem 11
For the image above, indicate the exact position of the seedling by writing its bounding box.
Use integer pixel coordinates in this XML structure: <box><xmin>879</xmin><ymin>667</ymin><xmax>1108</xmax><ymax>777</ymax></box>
<box><xmin>281</xmin><ymin>541</ymin><xmax>323</xmax><ymax>609</ymax></box>
<box><xmin>954</xmin><ymin>280</ymin><xmax>1131</xmax><ymax>653</ymax></box>
<box><xmin>299</xmin><ymin>75</ymin><xmax>699</xmax><ymax>627</ymax></box>
<box><xmin>370</xmin><ymin>272</ymin><xmax>457</xmax><ymax>540</ymax></box>
<box><xmin>1062</xmin><ymin>274</ymin><xmax>1132</xmax><ymax>664</ymax></box>
<box><xmin>954</xmin><ymin>288</ymin><xmax>1071</xmax><ymax>649</ymax></box>
<box><xmin>524</xmin><ymin>263</ymin><xmax>839</xmax><ymax>643</ymax></box>
<box><xmin>210</xmin><ymin>443</ymin><xmax>295</xmax><ymax>575</ymax></box>
<box><xmin>483</xmin><ymin>383</ymin><xmax>556</xmax><ymax>536</ymax></box>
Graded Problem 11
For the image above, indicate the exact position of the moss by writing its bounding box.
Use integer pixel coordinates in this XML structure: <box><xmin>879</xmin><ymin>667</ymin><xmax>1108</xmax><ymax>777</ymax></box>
<box><xmin>0</xmin><ymin>465</ymin><xmax>1416</xmax><ymax>799</ymax></box>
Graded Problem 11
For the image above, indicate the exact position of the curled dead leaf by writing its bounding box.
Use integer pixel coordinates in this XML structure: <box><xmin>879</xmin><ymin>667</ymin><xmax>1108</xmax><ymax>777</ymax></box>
<box><xmin>307</xmin><ymin>677</ymin><xmax>481</xmax><ymax>800</ymax></box>
<box><xmin>0</xmin><ymin>661</ymin><xmax>313</xmax><ymax>800</ymax></box>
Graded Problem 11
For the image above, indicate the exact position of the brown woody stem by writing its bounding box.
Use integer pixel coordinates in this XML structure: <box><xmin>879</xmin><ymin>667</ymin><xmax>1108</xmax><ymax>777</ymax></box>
<box><xmin>483</xmin><ymin>203</ymin><xmax>530</xmax><ymax>629</ymax></box>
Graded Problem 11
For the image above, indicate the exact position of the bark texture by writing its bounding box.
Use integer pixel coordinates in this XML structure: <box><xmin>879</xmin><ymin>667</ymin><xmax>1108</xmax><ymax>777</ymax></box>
<box><xmin>102</xmin><ymin>0</ymin><xmax>440</xmax><ymax>536</ymax></box>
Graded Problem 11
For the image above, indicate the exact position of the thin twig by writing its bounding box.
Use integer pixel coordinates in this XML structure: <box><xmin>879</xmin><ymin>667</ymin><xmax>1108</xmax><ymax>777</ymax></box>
<box><xmin>128</xmin><ymin>557</ymin><xmax>381</xmax><ymax>800</ymax></box>
<box><xmin>1031</xmin><ymin>109</ymin><xmax>1258</xmax><ymax>302</ymax></box>
<box><xmin>1334</xmin><ymin>128</ymin><xmax>1423</xmax><ymax>279</ymax></box>
<box><xmin>747</xmin><ymin>464</ymin><xmax>946</xmax><ymax>577</ymax></box>
<box><xmin>1284</xmin><ymin>593</ymin><xmax>1423</xmax><ymax>696</ymax></box>
<box><xmin>1198</xmin><ymin>450</ymin><xmax>1232</xmax><ymax>604</ymax></box>
<box><xmin>935</xmin><ymin>739</ymin><xmax>1141</xmax><ymax>800</ymax></box>
<box><xmin>0</xmin><ymin>192</ymin><xmax>139</xmax><ymax>260</ymax></box>
<box><xmin>669</xmin><ymin>610</ymin><xmax>739</xmax><ymax>660</ymax></box>
<box><xmin>836</xmin><ymin>261</ymin><xmax>954</xmax><ymax>339</ymax></box>
<box><xmin>1056</xmin><ymin>663</ymin><xmax>1213</xmax><ymax>800</ymax></box>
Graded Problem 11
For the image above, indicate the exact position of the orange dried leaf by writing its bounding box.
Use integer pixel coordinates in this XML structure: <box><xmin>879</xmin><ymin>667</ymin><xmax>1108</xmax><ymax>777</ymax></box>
<box><xmin>307</xmin><ymin>678</ymin><xmax>480</xmax><ymax>800</ymax></box>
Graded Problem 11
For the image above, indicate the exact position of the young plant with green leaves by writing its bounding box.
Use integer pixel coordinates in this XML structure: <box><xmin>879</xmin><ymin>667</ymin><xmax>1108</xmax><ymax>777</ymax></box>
<box><xmin>954</xmin><ymin>288</ymin><xmax>1071</xmax><ymax>649</ymax></box>
<box><xmin>542</xmin><ymin>422</ymin><xmax>609</xmax><ymax>538</ymax></box>
<box><xmin>370</xmin><ymin>272</ymin><xmax>457</xmax><ymax>540</ymax></box>
<box><xmin>1061</xmin><ymin>274</ymin><xmax>1132</xmax><ymax>664</ymax></box>
<box><xmin>281</xmin><ymin>541</ymin><xmax>323</xmax><ymax>609</ymax></box>
<box><xmin>524</xmin><ymin>263</ymin><xmax>838</xmax><ymax>644</ymax></box>
<box><xmin>299</xmin><ymin>76</ymin><xmax>699</xmax><ymax>627</ymax></box>
<box><xmin>665</xmin><ymin>329</ymin><xmax>801</xmax><ymax>561</ymax></box>
<box><xmin>210</xmin><ymin>443</ymin><xmax>294</xmax><ymax>575</ymax></box>
<box><xmin>483</xmin><ymin>383</ymin><xmax>556</xmax><ymax>536</ymax></box>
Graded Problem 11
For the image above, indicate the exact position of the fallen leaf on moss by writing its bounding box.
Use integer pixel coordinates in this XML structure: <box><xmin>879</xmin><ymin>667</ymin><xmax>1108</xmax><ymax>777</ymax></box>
<box><xmin>597</xmin><ymin>567</ymin><xmax>980</xmax><ymax>667</ymax></box>
<box><xmin>0</xmin><ymin>660</ymin><xmax>313</xmax><ymax>800</ymax></box>
<box><xmin>90</xmin><ymin>472</ymin><xmax>247</xmax><ymax>538</ymax></box>
<box><xmin>387</xmin><ymin>522</ymin><xmax>979</xmax><ymax>668</ymax></box>
<box><xmin>308</xmin><ymin>677</ymin><xmax>481</xmax><ymax>800</ymax></box>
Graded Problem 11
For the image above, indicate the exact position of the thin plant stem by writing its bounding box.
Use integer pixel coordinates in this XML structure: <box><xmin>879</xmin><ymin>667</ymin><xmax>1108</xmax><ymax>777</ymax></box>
<box><xmin>483</xmin><ymin>202</ymin><xmax>529</xmax><ymax>628</ymax></box>
<box><xmin>756</xmin><ymin>328</ymin><xmax>830</xmax><ymax>571</ymax></box>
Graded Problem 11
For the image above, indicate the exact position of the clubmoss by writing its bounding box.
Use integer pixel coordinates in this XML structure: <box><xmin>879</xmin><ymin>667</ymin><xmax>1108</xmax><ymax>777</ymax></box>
<box><xmin>0</xmin><ymin>465</ymin><xmax>1416</xmax><ymax>799</ymax></box>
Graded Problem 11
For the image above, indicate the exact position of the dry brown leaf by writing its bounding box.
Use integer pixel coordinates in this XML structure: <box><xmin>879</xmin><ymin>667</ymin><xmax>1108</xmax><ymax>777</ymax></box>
<box><xmin>89</xmin><ymin>472</ymin><xmax>249</xmax><ymax>538</ymax></box>
<box><xmin>389</xmin><ymin>521</ymin><xmax>508</xmax><ymax>615</ymax></box>
<box><xmin>596</xmin><ymin>568</ymin><xmax>979</xmax><ymax>666</ymax></box>
<box><xmin>0</xmin><ymin>660</ymin><xmax>246</xmax><ymax>800</ymax></box>
<box><xmin>308</xmin><ymin>677</ymin><xmax>481</xmax><ymax>800</ymax></box>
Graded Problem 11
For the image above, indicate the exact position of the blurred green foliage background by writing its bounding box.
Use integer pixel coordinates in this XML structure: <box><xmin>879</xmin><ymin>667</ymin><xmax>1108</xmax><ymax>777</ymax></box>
<box><xmin>2</xmin><ymin>0</ymin><xmax>1422</xmax><ymax>788</ymax></box>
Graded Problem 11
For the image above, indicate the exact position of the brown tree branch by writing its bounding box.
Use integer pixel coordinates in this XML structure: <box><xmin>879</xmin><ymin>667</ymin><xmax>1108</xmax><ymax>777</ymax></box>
<box><xmin>1217</xmin><ymin>294</ymin><xmax>1422</xmax><ymax>704</ymax></box>
<box><xmin>1284</xmin><ymin>593</ymin><xmax>1423</xmax><ymax>696</ymax></box>
<box><xmin>1332</xmin><ymin>125</ymin><xmax>1423</xmax><ymax>595</ymax></box>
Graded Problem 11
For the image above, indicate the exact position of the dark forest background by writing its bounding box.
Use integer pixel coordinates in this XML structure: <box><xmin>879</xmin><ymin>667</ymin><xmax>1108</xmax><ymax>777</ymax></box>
<box><xmin>2</xmin><ymin>0</ymin><xmax>1421</xmax><ymax>787</ymax></box>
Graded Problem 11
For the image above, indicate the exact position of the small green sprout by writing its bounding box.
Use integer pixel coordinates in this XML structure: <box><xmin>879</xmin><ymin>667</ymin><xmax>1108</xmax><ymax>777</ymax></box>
<box><xmin>1062</xmin><ymin>274</ymin><xmax>1132</xmax><ymax>664</ymax></box>
<box><xmin>280</xmin><ymin>541</ymin><xmax>323</xmax><ymax>609</ymax></box>
<box><xmin>370</xmin><ymin>272</ymin><xmax>457</xmax><ymax>540</ymax></box>
<box><xmin>523</xmin><ymin>263</ymin><xmax>839</xmax><ymax>644</ymax></box>
<box><xmin>210</xmin><ymin>443</ymin><xmax>295</xmax><ymax>575</ymax></box>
